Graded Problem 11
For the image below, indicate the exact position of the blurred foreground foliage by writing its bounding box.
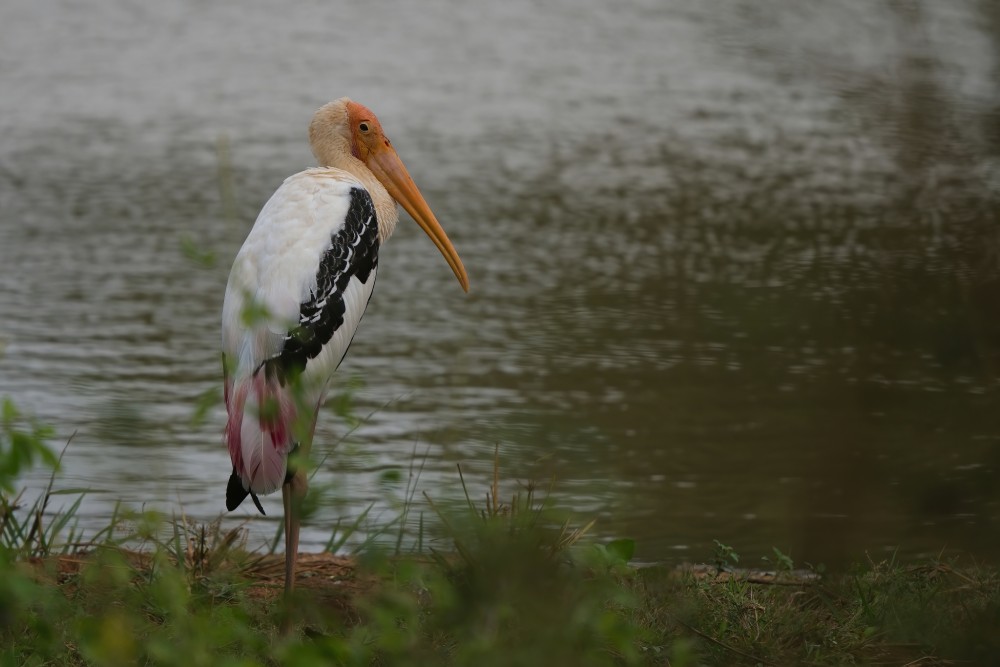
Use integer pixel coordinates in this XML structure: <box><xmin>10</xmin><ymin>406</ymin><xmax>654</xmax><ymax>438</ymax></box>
<box><xmin>2</xmin><ymin>401</ymin><xmax>1000</xmax><ymax>665</ymax></box>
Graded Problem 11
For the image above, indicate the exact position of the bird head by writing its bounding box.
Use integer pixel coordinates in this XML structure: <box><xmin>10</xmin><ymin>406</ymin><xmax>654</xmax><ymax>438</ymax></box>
<box><xmin>310</xmin><ymin>98</ymin><xmax>470</xmax><ymax>293</ymax></box>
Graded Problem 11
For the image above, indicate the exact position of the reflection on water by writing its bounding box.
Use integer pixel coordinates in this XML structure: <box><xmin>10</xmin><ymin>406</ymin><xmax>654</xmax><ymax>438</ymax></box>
<box><xmin>0</xmin><ymin>0</ymin><xmax>998</xmax><ymax>567</ymax></box>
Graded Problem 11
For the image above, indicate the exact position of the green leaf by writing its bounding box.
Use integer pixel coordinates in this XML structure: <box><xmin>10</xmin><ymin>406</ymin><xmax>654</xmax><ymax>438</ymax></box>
<box><xmin>36</xmin><ymin>442</ymin><xmax>59</xmax><ymax>469</ymax></box>
<box><xmin>240</xmin><ymin>297</ymin><xmax>272</xmax><ymax>327</ymax></box>
<box><xmin>179</xmin><ymin>233</ymin><xmax>216</xmax><ymax>268</ymax></box>
<box><xmin>605</xmin><ymin>538</ymin><xmax>635</xmax><ymax>563</ymax></box>
<box><xmin>379</xmin><ymin>469</ymin><xmax>402</xmax><ymax>485</ymax></box>
<box><xmin>2</xmin><ymin>398</ymin><xmax>18</xmax><ymax>425</ymax></box>
<box><xmin>191</xmin><ymin>387</ymin><xmax>221</xmax><ymax>427</ymax></box>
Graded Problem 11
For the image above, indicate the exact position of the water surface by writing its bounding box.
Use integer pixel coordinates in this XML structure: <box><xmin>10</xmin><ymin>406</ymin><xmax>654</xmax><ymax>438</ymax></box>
<box><xmin>1</xmin><ymin>0</ymin><xmax>999</xmax><ymax>567</ymax></box>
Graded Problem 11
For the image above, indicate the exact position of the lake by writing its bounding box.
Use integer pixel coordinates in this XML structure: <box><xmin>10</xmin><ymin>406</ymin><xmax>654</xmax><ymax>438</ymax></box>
<box><xmin>1</xmin><ymin>0</ymin><xmax>998</xmax><ymax>568</ymax></box>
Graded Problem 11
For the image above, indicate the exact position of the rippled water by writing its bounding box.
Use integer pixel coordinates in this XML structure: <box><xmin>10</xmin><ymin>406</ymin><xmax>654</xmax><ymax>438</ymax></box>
<box><xmin>1</xmin><ymin>0</ymin><xmax>999</xmax><ymax>567</ymax></box>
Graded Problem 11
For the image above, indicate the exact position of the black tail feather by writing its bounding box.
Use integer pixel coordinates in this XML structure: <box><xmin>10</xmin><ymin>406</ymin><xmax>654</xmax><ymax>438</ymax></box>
<box><xmin>226</xmin><ymin>469</ymin><xmax>266</xmax><ymax>515</ymax></box>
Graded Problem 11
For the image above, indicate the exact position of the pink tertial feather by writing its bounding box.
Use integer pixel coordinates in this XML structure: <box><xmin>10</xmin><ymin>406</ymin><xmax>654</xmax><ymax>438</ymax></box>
<box><xmin>225</xmin><ymin>373</ymin><xmax>298</xmax><ymax>496</ymax></box>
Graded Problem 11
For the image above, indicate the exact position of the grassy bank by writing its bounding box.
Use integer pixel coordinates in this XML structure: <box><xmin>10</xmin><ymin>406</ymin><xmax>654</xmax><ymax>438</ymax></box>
<box><xmin>5</xmin><ymin>524</ymin><xmax>1000</xmax><ymax>666</ymax></box>
<box><xmin>3</xmin><ymin>406</ymin><xmax>1000</xmax><ymax>665</ymax></box>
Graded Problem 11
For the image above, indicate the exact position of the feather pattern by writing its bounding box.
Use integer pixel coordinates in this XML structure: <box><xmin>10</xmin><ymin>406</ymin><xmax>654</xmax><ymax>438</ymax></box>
<box><xmin>274</xmin><ymin>186</ymin><xmax>379</xmax><ymax>377</ymax></box>
<box><xmin>222</xmin><ymin>169</ymin><xmax>380</xmax><ymax>501</ymax></box>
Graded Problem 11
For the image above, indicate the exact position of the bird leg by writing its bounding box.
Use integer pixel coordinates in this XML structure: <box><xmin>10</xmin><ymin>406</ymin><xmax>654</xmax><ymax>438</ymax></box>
<box><xmin>282</xmin><ymin>467</ymin><xmax>309</xmax><ymax>596</ymax></box>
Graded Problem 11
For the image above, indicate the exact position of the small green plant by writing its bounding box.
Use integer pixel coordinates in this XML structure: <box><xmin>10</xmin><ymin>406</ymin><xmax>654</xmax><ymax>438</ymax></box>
<box><xmin>712</xmin><ymin>539</ymin><xmax>740</xmax><ymax>571</ymax></box>
<box><xmin>410</xmin><ymin>446</ymin><xmax>640</xmax><ymax>666</ymax></box>
<box><xmin>0</xmin><ymin>397</ymin><xmax>57</xmax><ymax>493</ymax></box>
<box><xmin>0</xmin><ymin>399</ymin><xmax>84</xmax><ymax>559</ymax></box>
<box><xmin>762</xmin><ymin>546</ymin><xmax>794</xmax><ymax>572</ymax></box>
<box><xmin>179</xmin><ymin>233</ymin><xmax>216</xmax><ymax>268</ymax></box>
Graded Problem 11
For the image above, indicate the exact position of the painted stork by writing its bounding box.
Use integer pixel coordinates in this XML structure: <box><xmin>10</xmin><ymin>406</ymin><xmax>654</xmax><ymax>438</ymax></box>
<box><xmin>221</xmin><ymin>98</ymin><xmax>469</xmax><ymax>594</ymax></box>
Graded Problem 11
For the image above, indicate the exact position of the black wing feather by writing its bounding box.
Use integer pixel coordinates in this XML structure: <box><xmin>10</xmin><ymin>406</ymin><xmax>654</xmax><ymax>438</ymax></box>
<box><xmin>262</xmin><ymin>186</ymin><xmax>380</xmax><ymax>382</ymax></box>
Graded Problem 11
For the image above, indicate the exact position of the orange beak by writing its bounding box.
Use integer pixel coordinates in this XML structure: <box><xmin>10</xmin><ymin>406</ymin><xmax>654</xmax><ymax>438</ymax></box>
<box><xmin>364</xmin><ymin>138</ymin><xmax>470</xmax><ymax>293</ymax></box>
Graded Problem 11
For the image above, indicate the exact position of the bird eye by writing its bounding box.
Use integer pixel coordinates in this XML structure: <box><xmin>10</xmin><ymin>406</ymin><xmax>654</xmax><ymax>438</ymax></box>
<box><xmin>358</xmin><ymin>122</ymin><xmax>370</xmax><ymax>133</ymax></box>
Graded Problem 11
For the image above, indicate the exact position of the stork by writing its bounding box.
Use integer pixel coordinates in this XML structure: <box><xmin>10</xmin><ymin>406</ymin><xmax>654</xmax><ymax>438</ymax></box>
<box><xmin>221</xmin><ymin>98</ymin><xmax>469</xmax><ymax>595</ymax></box>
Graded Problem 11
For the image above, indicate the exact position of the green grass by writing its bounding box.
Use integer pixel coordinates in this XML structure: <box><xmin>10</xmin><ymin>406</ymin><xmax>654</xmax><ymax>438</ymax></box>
<box><xmin>3</xmin><ymin>403</ymin><xmax>1000</xmax><ymax>666</ymax></box>
<box><xmin>5</xmin><ymin>524</ymin><xmax>1000</xmax><ymax>666</ymax></box>
<box><xmin>634</xmin><ymin>557</ymin><xmax>1000</xmax><ymax>665</ymax></box>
